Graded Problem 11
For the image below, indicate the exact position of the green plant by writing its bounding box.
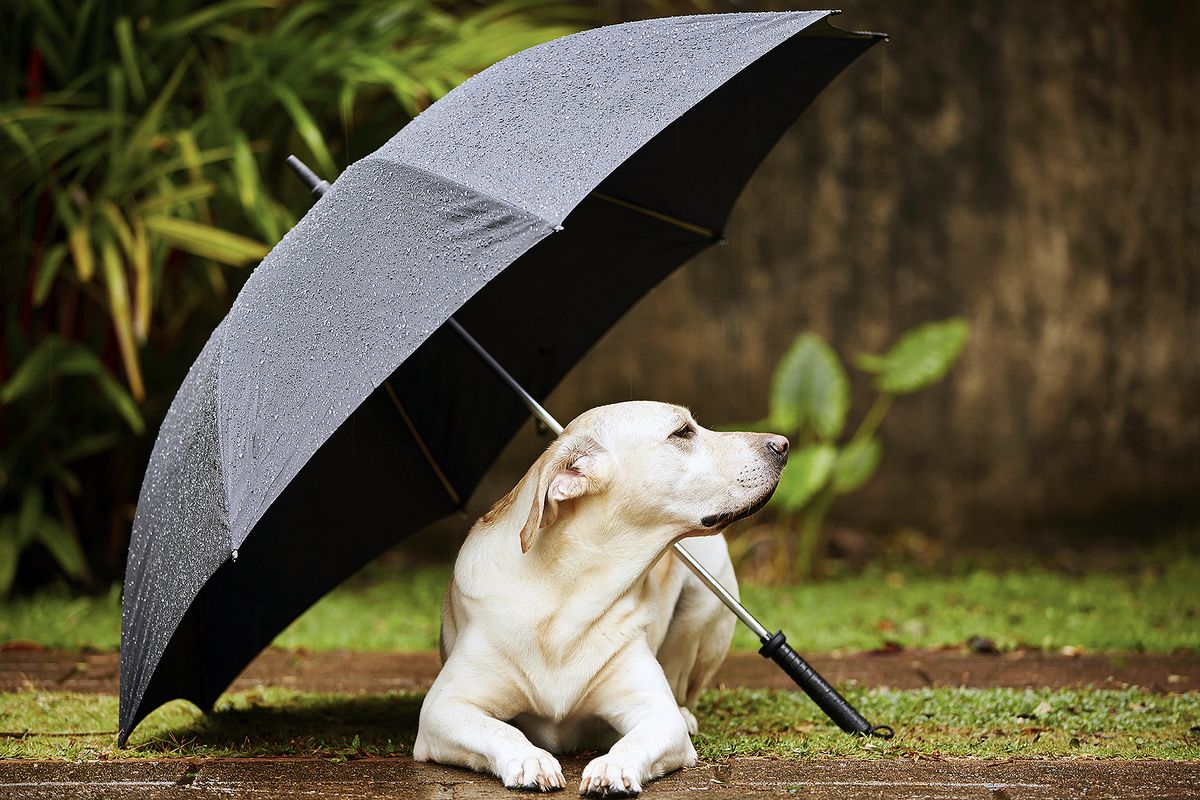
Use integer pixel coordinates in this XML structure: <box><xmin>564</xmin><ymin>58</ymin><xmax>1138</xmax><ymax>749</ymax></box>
<box><xmin>736</xmin><ymin>319</ymin><xmax>969</xmax><ymax>580</ymax></box>
<box><xmin>1</xmin><ymin>0</ymin><xmax>592</xmax><ymax>591</ymax></box>
<box><xmin>0</xmin><ymin>337</ymin><xmax>147</xmax><ymax>593</ymax></box>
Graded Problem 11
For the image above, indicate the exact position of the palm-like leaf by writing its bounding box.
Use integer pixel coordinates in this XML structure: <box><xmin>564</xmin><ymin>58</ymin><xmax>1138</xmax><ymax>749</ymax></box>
<box><xmin>2</xmin><ymin>0</ymin><xmax>591</xmax><ymax>586</ymax></box>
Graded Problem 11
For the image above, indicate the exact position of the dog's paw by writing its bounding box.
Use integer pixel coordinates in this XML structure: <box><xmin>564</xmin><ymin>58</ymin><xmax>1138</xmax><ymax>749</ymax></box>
<box><xmin>499</xmin><ymin>749</ymin><xmax>566</xmax><ymax>793</ymax></box>
<box><xmin>579</xmin><ymin>755</ymin><xmax>642</xmax><ymax>797</ymax></box>
<box><xmin>678</xmin><ymin>706</ymin><xmax>698</xmax><ymax>736</ymax></box>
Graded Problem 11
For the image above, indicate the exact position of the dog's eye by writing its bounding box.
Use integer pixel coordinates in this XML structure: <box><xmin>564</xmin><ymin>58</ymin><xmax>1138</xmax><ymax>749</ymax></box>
<box><xmin>670</xmin><ymin>424</ymin><xmax>695</xmax><ymax>440</ymax></box>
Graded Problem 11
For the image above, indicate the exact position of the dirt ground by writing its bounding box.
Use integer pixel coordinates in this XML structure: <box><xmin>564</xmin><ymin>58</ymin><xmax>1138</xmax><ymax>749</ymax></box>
<box><xmin>1</xmin><ymin>755</ymin><xmax>1198</xmax><ymax>799</ymax></box>
<box><xmin>2</xmin><ymin>646</ymin><xmax>1197</xmax><ymax>695</ymax></box>
<box><xmin>4</xmin><ymin>647</ymin><xmax>1197</xmax><ymax>798</ymax></box>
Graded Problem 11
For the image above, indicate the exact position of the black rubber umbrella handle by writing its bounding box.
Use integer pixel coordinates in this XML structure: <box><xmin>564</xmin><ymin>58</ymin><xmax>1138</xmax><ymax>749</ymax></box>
<box><xmin>759</xmin><ymin>631</ymin><xmax>893</xmax><ymax>738</ymax></box>
<box><xmin>286</xmin><ymin>155</ymin><xmax>893</xmax><ymax>741</ymax></box>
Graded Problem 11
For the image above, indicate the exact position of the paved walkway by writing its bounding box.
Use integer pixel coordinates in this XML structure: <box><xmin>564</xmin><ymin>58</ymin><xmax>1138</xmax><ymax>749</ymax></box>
<box><xmin>1</xmin><ymin>756</ymin><xmax>1197</xmax><ymax>799</ymax></box>
<box><xmin>4</xmin><ymin>648</ymin><xmax>1196</xmax><ymax>798</ymax></box>
<box><xmin>3</xmin><ymin>647</ymin><xmax>1196</xmax><ymax>694</ymax></box>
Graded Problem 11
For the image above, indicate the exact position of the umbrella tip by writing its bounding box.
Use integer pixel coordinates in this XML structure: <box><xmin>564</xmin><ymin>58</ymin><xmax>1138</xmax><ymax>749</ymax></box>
<box><xmin>286</xmin><ymin>155</ymin><xmax>331</xmax><ymax>198</ymax></box>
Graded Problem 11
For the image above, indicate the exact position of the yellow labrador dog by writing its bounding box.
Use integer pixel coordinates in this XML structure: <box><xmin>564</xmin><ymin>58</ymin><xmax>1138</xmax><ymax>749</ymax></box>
<box><xmin>414</xmin><ymin>401</ymin><xmax>788</xmax><ymax>795</ymax></box>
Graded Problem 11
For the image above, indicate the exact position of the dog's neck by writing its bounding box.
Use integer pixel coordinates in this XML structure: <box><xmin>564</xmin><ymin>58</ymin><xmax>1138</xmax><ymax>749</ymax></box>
<box><xmin>519</xmin><ymin>502</ymin><xmax>686</xmax><ymax>642</ymax></box>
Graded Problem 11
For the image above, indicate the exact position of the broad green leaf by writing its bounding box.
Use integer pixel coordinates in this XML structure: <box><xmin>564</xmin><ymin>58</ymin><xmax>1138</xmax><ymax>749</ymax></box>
<box><xmin>0</xmin><ymin>115</ymin><xmax>44</xmax><ymax>173</ymax></box>
<box><xmin>271</xmin><ymin>82</ymin><xmax>338</xmax><ymax>177</ymax></box>
<box><xmin>98</xmin><ymin>200</ymin><xmax>134</xmax><ymax>255</ymax></box>
<box><xmin>137</xmin><ymin>181</ymin><xmax>216</xmax><ymax>215</ymax></box>
<box><xmin>771</xmin><ymin>444</ymin><xmax>836</xmax><ymax>512</ymax></box>
<box><xmin>30</xmin><ymin>25</ymin><xmax>66</xmax><ymax>82</ymax></box>
<box><xmin>769</xmin><ymin>333</ymin><xmax>849</xmax><ymax>439</ymax></box>
<box><xmin>855</xmin><ymin>353</ymin><xmax>886</xmax><ymax>373</ymax></box>
<box><xmin>34</xmin><ymin>516</ymin><xmax>89</xmax><ymax>580</ymax></box>
<box><xmin>144</xmin><ymin>216</ymin><xmax>268</xmax><ymax>266</ymax></box>
<box><xmin>95</xmin><ymin>371</ymin><xmax>145</xmax><ymax>434</ymax></box>
<box><xmin>49</xmin><ymin>465</ymin><xmax>83</xmax><ymax>497</ymax></box>
<box><xmin>67</xmin><ymin>218</ymin><xmax>95</xmax><ymax>281</ymax></box>
<box><xmin>170</xmin><ymin>129</ymin><xmax>205</xmax><ymax>184</ymax></box>
<box><xmin>27</xmin><ymin>0</ymin><xmax>68</xmax><ymax>42</ymax></box>
<box><xmin>108</xmin><ymin>67</ymin><xmax>127</xmax><ymax>157</ymax></box>
<box><xmin>75</xmin><ymin>0</ymin><xmax>102</xmax><ymax>67</ymax></box>
<box><xmin>16</xmin><ymin>489</ymin><xmax>42</xmax><ymax>548</ymax></box>
<box><xmin>57</xmin><ymin>433</ymin><xmax>121</xmax><ymax>463</ymax></box>
<box><xmin>100</xmin><ymin>238</ymin><xmax>145</xmax><ymax>401</ymax></box>
<box><xmin>832</xmin><ymin>437</ymin><xmax>883</xmax><ymax>495</ymax></box>
<box><xmin>0</xmin><ymin>335</ymin><xmax>141</xmax><ymax>438</ymax></box>
<box><xmin>230</xmin><ymin>134</ymin><xmax>280</xmax><ymax>242</ymax></box>
<box><xmin>231</xmin><ymin>134</ymin><xmax>260</xmax><ymax>211</ymax></box>
<box><xmin>0</xmin><ymin>337</ymin><xmax>144</xmax><ymax>433</ymax></box>
<box><xmin>338</xmin><ymin>84</ymin><xmax>356</xmax><ymax>145</ymax></box>
<box><xmin>131</xmin><ymin>214</ymin><xmax>151</xmax><ymax>342</ymax></box>
<box><xmin>33</xmin><ymin>244</ymin><xmax>68</xmax><ymax>306</ymax></box>
<box><xmin>857</xmin><ymin>319</ymin><xmax>970</xmax><ymax>395</ymax></box>
<box><xmin>147</xmin><ymin>0</ymin><xmax>275</xmax><ymax>40</ymax></box>
<box><xmin>113</xmin><ymin>16</ymin><xmax>146</xmax><ymax>104</ymax></box>
<box><xmin>121</xmin><ymin>56</ymin><xmax>192</xmax><ymax>173</ymax></box>
<box><xmin>0</xmin><ymin>338</ymin><xmax>98</xmax><ymax>404</ymax></box>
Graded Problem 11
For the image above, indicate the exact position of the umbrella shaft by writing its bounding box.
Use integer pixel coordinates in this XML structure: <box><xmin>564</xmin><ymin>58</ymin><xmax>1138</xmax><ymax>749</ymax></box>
<box><xmin>669</xmin><ymin>540</ymin><xmax>770</xmax><ymax>640</ymax></box>
<box><xmin>286</xmin><ymin>153</ymin><xmax>768</xmax><ymax>643</ymax></box>
<box><xmin>445</xmin><ymin>319</ymin><xmax>562</xmax><ymax>436</ymax></box>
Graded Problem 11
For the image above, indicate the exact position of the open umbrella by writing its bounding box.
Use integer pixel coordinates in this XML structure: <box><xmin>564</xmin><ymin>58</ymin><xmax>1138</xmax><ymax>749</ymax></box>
<box><xmin>120</xmin><ymin>10</ymin><xmax>887</xmax><ymax>746</ymax></box>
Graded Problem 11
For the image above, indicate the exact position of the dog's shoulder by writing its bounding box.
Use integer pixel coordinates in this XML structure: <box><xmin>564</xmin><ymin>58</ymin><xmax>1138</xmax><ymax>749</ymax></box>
<box><xmin>479</xmin><ymin>481</ymin><xmax>521</xmax><ymax>527</ymax></box>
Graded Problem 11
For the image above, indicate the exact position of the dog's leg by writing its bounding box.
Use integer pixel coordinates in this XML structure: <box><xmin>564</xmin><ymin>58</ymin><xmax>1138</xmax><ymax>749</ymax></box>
<box><xmin>579</xmin><ymin>646</ymin><xmax>697</xmax><ymax>797</ymax></box>
<box><xmin>415</xmin><ymin>671</ymin><xmax>565</xmax><ymax>791</ymax></box>
<box><xmin>657</xmin><ymin>535</ymin><xmax>738</xmax><ymax>721</ymax></box>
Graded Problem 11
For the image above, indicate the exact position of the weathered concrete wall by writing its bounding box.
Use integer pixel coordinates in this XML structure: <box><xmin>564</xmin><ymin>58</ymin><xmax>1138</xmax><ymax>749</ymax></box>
<box><xmin>462</xmin><ymin>1</ymin><xmax>1199</xmax><ymax>546</ymax></box>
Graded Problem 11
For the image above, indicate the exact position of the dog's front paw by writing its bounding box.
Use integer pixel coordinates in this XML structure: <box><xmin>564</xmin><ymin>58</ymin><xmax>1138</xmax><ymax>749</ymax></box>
<box><xmin>678</xmin><ymin>706</ymin><xmax>698</xmax><ymax>736</ymax></box>
<box><xmin>499</xmin><ymin>749</ymin><xmax>566</xmax><ymax>792</ymax></box>
<box><xmin>579</xmin><ymin>755</ymin><xmax>642</xmax><ymax>797</ymax></box>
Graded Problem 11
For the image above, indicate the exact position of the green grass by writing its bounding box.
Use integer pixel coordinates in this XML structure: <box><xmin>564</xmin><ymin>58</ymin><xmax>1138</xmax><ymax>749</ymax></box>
<box><xmin>736</xmin><ymin>560</ymin><xmax>1200</xmax><ymax>653</ymax></box>
<box><xmin>1</xmin><ymin>686</ymin><xmax>1197</xmax><ymax>761</ymax></box>
<box><xmin>694</xmin><ymin>686</ymin><xmax>1200</xmax><ymax>761</ymax></box>
<box><xmin>4</xmin><ymin>545</ymin><xmax>1198</xmax><ymax>653</ymax></box>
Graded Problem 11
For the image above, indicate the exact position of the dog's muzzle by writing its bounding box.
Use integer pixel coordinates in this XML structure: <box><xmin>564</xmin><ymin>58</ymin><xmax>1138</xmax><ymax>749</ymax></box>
<box><xmin>699</xmin><ymin>434</ymin><xmax>789</xmax><ymax>529</ymax></box>
<box><xmin>701</xmin><ymin>489</ymin><xmax>775</xmax><ymax>529</ymax></box>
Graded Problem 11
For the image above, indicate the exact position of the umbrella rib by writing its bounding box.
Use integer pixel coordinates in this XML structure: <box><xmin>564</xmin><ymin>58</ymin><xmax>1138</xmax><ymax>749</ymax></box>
<box><xmin>382</xmin><ymin>379</ymin><xmax>462</xmax><ymax>508</ymax></box>
<box><xmin>589</xmin><ymin>191</ymin><xmax>717</xmax><ymax>240</ymax></box>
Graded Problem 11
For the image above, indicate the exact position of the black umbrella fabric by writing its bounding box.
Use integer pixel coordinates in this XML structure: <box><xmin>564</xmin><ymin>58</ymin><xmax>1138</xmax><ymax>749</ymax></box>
<box><xmin>119</xmin><ymin>11</ymin><xmax>882</xmax><ymax>744</ymax></box>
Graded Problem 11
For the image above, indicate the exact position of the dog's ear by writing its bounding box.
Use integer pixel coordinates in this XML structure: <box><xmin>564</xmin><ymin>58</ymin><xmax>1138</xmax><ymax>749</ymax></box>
<box><xmin>519</xmin><ymin>435</ymin><xmax>603</xmax><ymax>553</ymax></box>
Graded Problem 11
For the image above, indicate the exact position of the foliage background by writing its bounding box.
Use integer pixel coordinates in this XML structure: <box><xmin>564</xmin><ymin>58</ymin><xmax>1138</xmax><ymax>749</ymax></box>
<box><xmin>2</xmin><ymin>0</ymin><xmax>1197</xmax><ymax>590</ymax></box>
<box><xmin>0</xmin><ymin>0</ymin><xmax>591</xmax><ymax>590</ymax></box>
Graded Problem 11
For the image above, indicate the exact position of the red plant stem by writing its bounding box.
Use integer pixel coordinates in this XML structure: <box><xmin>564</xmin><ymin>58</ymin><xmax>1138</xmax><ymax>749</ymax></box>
<box><xmin>26</xmin><ymin>47</ymin><xmax>43</xmax><ymax>102</ymax></box>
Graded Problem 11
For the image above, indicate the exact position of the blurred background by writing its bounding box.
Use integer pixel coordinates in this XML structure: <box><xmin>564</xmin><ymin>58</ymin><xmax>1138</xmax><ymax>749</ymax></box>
<box><xmin>3</xmin><ymin>0</ymin><xmax>1198</xmax><ymax>596</ymax></box>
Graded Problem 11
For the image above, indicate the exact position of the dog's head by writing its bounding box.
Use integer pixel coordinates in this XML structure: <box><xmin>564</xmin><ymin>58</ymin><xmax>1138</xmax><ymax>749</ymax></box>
<box><xmin>491</xmin><ymin>401</ymin><xmax>788</xmax><ymax>553</ymax></box>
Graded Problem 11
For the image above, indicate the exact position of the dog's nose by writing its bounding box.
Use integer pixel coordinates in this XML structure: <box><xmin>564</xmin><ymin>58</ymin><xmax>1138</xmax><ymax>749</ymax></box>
<box><xmin>765</xmin><ymin>434</ymin><xmax>789</xmax><ymax>462</ymax></box>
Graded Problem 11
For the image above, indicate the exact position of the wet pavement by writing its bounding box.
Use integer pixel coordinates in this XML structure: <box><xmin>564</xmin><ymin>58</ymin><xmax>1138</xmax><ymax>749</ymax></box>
<box><xmin>3</xmin><ymin>647</ymin><xmax>1196</xmax><ymax>695</ymax></box>
<box><xmin>1</xmin><ymin>756</ymin><xmax>1197</xmax><ymax>799</ymax></box>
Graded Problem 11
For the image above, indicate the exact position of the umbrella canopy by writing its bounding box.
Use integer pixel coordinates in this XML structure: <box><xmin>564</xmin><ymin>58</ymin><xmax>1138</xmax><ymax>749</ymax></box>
<box><xmin>120</xmin><ymin>10</ymin><xmax>883</xmax><ymax>745</ymax></box>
